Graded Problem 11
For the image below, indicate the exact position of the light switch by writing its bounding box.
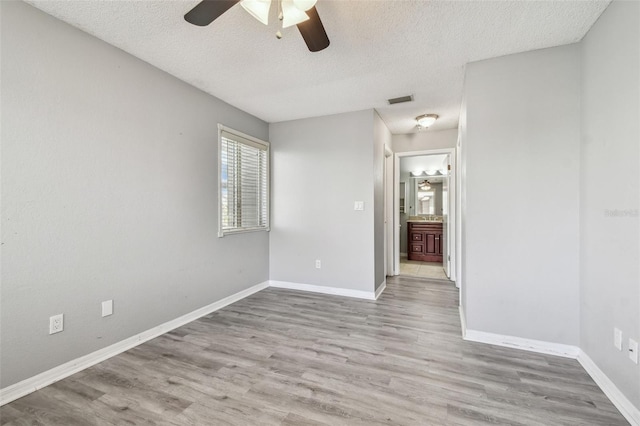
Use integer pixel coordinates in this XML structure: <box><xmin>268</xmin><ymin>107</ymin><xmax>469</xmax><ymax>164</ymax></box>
<box><xmin>354</xmin><ymin>201</ymin><xmax>364</xmax><ymax>211</ymax></box>
<box><xmin>614</xmin><ymin>328</ymin><xmax>623</xmax><ymax>351</ymax></box>
<box><xmin>102</xmin><ymin>300</ymin><xmax>113</xmax><ymax>317</ymax></box>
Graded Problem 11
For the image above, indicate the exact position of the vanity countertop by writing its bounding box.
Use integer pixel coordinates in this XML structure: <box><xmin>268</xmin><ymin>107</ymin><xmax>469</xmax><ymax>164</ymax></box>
<box><xmin>407</xmin><ymin>220</ymin><xmax>443</xmax><ymax>223</ymax></box>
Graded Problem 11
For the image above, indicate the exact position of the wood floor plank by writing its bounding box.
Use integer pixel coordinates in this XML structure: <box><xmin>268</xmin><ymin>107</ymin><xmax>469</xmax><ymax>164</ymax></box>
<box><xmin>0</xmin><ymin>276</ymin><xmax>629</xmax><ymax>425</ymax></box>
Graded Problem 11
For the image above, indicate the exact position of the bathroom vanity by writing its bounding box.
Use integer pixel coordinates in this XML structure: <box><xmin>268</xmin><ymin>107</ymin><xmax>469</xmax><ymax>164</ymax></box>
<box><xmin>408</xmin><ymin>221</ymin><xmax>443</xmax><ymax>262</ymax></box>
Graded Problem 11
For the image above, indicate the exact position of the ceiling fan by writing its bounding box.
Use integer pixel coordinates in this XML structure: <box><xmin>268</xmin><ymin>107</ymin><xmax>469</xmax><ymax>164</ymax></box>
<box><xmin>184</xmin><ymin>0</ymin><xmax>330</xmax><ymax>52</ymax></box>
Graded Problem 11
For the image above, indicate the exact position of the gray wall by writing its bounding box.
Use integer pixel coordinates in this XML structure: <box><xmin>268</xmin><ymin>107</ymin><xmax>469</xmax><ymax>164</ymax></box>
<box><xmin>393</xmin><ymin>129</ymin><xmax>457</xmax><ymax>153</ymax></box>
<box><xmin>269</xmin><ymin>110</ymin><xmax>377</xmax><ymax>293</ymax></box>
<box><xmin>373</xmin><ymin>112</ymin><xmax>392</xmax><ymax>288</ymax></box>
<box><xmin>0</xmin><ymin>1</ymin><xmax>269</xmax><ymax>388</ymax></box>
<box><xmin>461</xmin><ymin>44</ymin><xmax>581</xmax><ymax>345</ymax></box>
<box><xmin>580</xmin><ymin>0</ymin><xmax>639</xmax><ymax>408</ymax></box>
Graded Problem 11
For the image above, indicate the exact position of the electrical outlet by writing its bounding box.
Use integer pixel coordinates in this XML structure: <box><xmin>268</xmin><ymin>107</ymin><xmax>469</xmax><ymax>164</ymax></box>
<box><xmin>354</xmin><ymin>201</ymin><xmax>364</xmax><ymax>211</ymax></box>
<box><xmin>315</xmin><ymin>259</ymin><xmax>321</xmax><ymax>269</ymax></box>
<box><xmin>629</xmin><ymin>339</ymin><xmax>638</xmax><ymax>364</ymax></box>
<box><xmin>49</xmin><ymin>314</ymin><xmax>64</xmax><ymax>334</ymax></box>
<box><xmin>102</xmin><ymin>300</ymin><xmax>113</xmax><ymax>317</ymax></box>
<box><xmin>614</xmin><ymin>328</ymin><xmax>623</xmax><ymax>351</ymax></box>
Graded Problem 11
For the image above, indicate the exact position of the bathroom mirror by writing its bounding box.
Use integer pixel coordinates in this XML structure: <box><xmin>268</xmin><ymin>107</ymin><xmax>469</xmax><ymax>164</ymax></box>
<box><xmin>399</xmin><ymin>154</ymin><xmax>449</xmax><ymax>219</ymax></box>
<box><xmin>413</xmin><ymin>177</ymin><xmax>444</xmax><ymax>215</ymax></box>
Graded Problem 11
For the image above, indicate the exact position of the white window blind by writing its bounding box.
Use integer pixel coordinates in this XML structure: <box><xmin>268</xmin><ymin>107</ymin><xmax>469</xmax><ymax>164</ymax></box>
<box><xmin>219</xmin><ymin>127</ymin><xmax>269</xmax><ymax>236</ymax></box>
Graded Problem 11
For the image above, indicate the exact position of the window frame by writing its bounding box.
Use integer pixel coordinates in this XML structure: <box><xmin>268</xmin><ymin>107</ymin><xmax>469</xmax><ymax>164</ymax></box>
<box><xmin>217</xmin><ymin>124</ymin><xmax>270</xmax><ymax>237</ymax></box>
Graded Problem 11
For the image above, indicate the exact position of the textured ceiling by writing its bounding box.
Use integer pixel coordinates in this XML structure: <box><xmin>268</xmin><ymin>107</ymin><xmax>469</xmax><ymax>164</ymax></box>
<box><xmin>26</xmin><ymin>0</ymin><xmax>610</xmax><ymax>134</ymax></box>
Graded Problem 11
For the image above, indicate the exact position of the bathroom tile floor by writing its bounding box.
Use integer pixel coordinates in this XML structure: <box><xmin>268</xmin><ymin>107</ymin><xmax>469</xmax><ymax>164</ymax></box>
<box><xmin>400</xmin><ymin>258</ymin><xmax>449</xmax><ymax>281</ymax></box>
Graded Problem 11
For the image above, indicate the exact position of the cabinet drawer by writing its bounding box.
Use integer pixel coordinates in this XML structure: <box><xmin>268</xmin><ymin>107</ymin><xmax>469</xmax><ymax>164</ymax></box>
<box><xmin>411</xmin><ymin>244</ymin><xmax>424</xmax><ymax>253</ymax></box>
<box><xmin>410</xmin><ymin>223</ymin><xmax>443</xmax><ymax>231</ymax></box>
<box><xmin>411</xmin><ymin>233</ymin><xmax>423</xmax><ymax>242</ymax></box>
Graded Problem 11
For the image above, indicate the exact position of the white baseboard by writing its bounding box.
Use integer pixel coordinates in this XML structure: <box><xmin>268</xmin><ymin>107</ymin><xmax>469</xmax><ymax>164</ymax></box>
<box><xmin>5</xmin><ymin>279</ymin><xmax>637</xmax><ymax>426</ymax></box>
<box><xmin>458</xmin><ymin>305</ymin><xmax>467</xmax><ymax>339</ymax></box>
<box><xmin>0</xmin><ymin>281</ymin><xmax>269</xmax><ymax>406</ymax></box>
<box><xmin>268</xmin><ymin>280</ymin><xmax>376</xmax><ymax>300</ymax></box>
<box><xmin>463</xmin><ymin>329</ymin><xmax>580</xmax><ymax>359</ymax></box>
<box><xmin>462</xmin><ymin>326</ymin><xmax>638</xmax><ymax>424</ymax></box>
<box><xmin>577</xmin><ymin>351</ymin><xmax>640</xmax><ymax>426</ymax></box>
<box><xmin>374</xmin><ymin>280</ymin><xmax>387</xmax><ymax>300</ymax></box>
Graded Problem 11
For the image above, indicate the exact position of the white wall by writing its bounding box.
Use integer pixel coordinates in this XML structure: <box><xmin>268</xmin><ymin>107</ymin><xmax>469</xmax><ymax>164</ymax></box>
<box><xmin>0</xmin><ymin>1</ymin><xmax>269</xmax><ymax>388</ymax></box>
<box><xmin>373</xmin><ymin>112</ymin><xmax>392</xmax><ymax>288</ymax></box>
<box><xmin>461</xmin><ymin>44</ymin><xmax>581</xmax><ymax>345</ymax></box>
<box><xmin>580</xmin><ymin>0</ymin><xmax>640</xmax><ymax>409</ymax></box>
<box><xmin>393</xmin><ymin>129</ymin><xmax>457</xmax><ymax>153</ymax></box>
<box><xmin>269</xmin><ymin>110</ymin><xmax>377</xmax><ymax>292</ymax></box>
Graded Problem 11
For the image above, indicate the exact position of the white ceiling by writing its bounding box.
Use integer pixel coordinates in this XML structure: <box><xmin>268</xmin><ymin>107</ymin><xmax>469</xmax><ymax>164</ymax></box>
<box><xmin>26</xmin><ymin>0</ymin><xmax>610</xmax><ymax>134</ymax></box>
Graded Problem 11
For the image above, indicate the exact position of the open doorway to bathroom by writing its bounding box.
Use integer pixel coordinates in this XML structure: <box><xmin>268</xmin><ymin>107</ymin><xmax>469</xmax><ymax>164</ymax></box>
<box><xmin>394</xmin><ymin>149</ymin><xmax>456</xmax><ymax>282</ymax></box>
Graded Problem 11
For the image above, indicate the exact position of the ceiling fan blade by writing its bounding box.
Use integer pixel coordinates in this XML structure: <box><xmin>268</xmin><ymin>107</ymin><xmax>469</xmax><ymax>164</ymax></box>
<box><xmin>297</xmin><ymin>6</ymin><xmax>330</xmax><ymax>52</ymax></box>
<box><xmin>184</xmin><ymin>0</ymin><xmax>240</xmax><ymax>27</ymax></box>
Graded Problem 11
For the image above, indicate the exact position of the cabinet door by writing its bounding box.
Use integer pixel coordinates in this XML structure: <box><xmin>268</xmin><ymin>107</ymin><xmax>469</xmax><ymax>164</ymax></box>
<box><xmin>425</xmin><ymin>233</ymin><xmax>436</xmax><ymax>254</ymax></box>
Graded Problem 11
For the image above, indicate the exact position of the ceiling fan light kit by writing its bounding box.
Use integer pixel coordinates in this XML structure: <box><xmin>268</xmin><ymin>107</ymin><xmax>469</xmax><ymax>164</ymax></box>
<box><xmin>293</xmin><ymin>0</ymin><xmax>317</xmax><ymax>11</ymax></box>
<box><xmin>416</xmin><ymin>114</ymin><xmax>439</xmax><ymax>129</ymax></box>
<box><xmin>185</xmin><ymin>0</ymin><xmax>328</xmax><ymax>52</ymax></box>
<box><xmin>240</xmin><ymin>0</ymin><xmax>271</xmax><ymax>25</ymax></box>
<box><xmin>281</xmin><ymin>0</ymin><xmax>310</xmax><ymax>28</ymax></box>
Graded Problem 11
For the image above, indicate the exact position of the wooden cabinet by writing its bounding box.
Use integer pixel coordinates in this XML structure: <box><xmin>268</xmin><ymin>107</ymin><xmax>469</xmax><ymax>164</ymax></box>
<box><xmin>408</xmin><ymin>222</ymin><xmax>443</xmax><ymax>262</ymax></box>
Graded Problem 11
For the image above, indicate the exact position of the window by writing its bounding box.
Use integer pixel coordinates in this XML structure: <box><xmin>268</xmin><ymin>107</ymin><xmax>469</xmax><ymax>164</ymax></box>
<box><xmin>218</xmin><ymin>125</ymin><xmax>269</xmax><ymax>236</ymax></box>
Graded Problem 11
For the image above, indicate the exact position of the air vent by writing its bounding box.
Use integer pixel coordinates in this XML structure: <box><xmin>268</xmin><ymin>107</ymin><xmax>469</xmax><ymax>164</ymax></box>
<box><xmin>387</xmin><ymin>95</ymin><xmax>414</xmax><ymax>105</ymax></box>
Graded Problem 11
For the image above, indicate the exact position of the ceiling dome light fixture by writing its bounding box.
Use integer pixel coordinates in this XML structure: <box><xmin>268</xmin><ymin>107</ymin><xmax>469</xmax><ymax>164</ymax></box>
<box><xmin>416</xmin><ymin>114</ymin><xmax>439</xmax><ymax>129</ymax></box>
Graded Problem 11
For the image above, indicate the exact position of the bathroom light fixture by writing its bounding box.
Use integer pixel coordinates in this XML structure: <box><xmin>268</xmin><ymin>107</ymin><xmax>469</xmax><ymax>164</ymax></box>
<box><xmin>416</xmin><ymin>114</ymin><xmax>438</xmax><ymax>129</ymax></box>
<box><xmin>411</xmin><ymin>170</ymin><xmax>444</xmax><ymax>178</ymax></box>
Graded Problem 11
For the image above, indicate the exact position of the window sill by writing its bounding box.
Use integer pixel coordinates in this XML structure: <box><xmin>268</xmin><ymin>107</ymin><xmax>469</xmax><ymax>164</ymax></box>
<box><xmin>218</xmin><ymin>227</ymin><xmax>270</xmax><ymax>238</ymax></box>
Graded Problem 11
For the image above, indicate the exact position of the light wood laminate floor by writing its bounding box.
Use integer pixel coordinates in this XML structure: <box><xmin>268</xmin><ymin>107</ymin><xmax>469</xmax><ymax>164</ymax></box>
<box><xmin>0</xmin><ymin>276</ymin><xmax>628</xmax><ymax>425</ymax></box>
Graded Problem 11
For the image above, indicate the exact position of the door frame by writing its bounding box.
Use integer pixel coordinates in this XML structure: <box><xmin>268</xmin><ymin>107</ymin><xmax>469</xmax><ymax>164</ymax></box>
<box><xmin>384</xmin><ymin>145</ymin><xmax>394</xmax><ymax>276</ymax></box>
<box><xmin>393</xmin><ymin>148</ymin><xmax>457</xmax><ymax>282</ymax></box>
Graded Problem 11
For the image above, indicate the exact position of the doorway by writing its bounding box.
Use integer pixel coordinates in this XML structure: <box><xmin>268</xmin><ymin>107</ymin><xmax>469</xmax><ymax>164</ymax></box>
<box><xmin>393</xmin><ymin>149</ymin><xmax>456</xmax><ymax>282</ymax></box>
